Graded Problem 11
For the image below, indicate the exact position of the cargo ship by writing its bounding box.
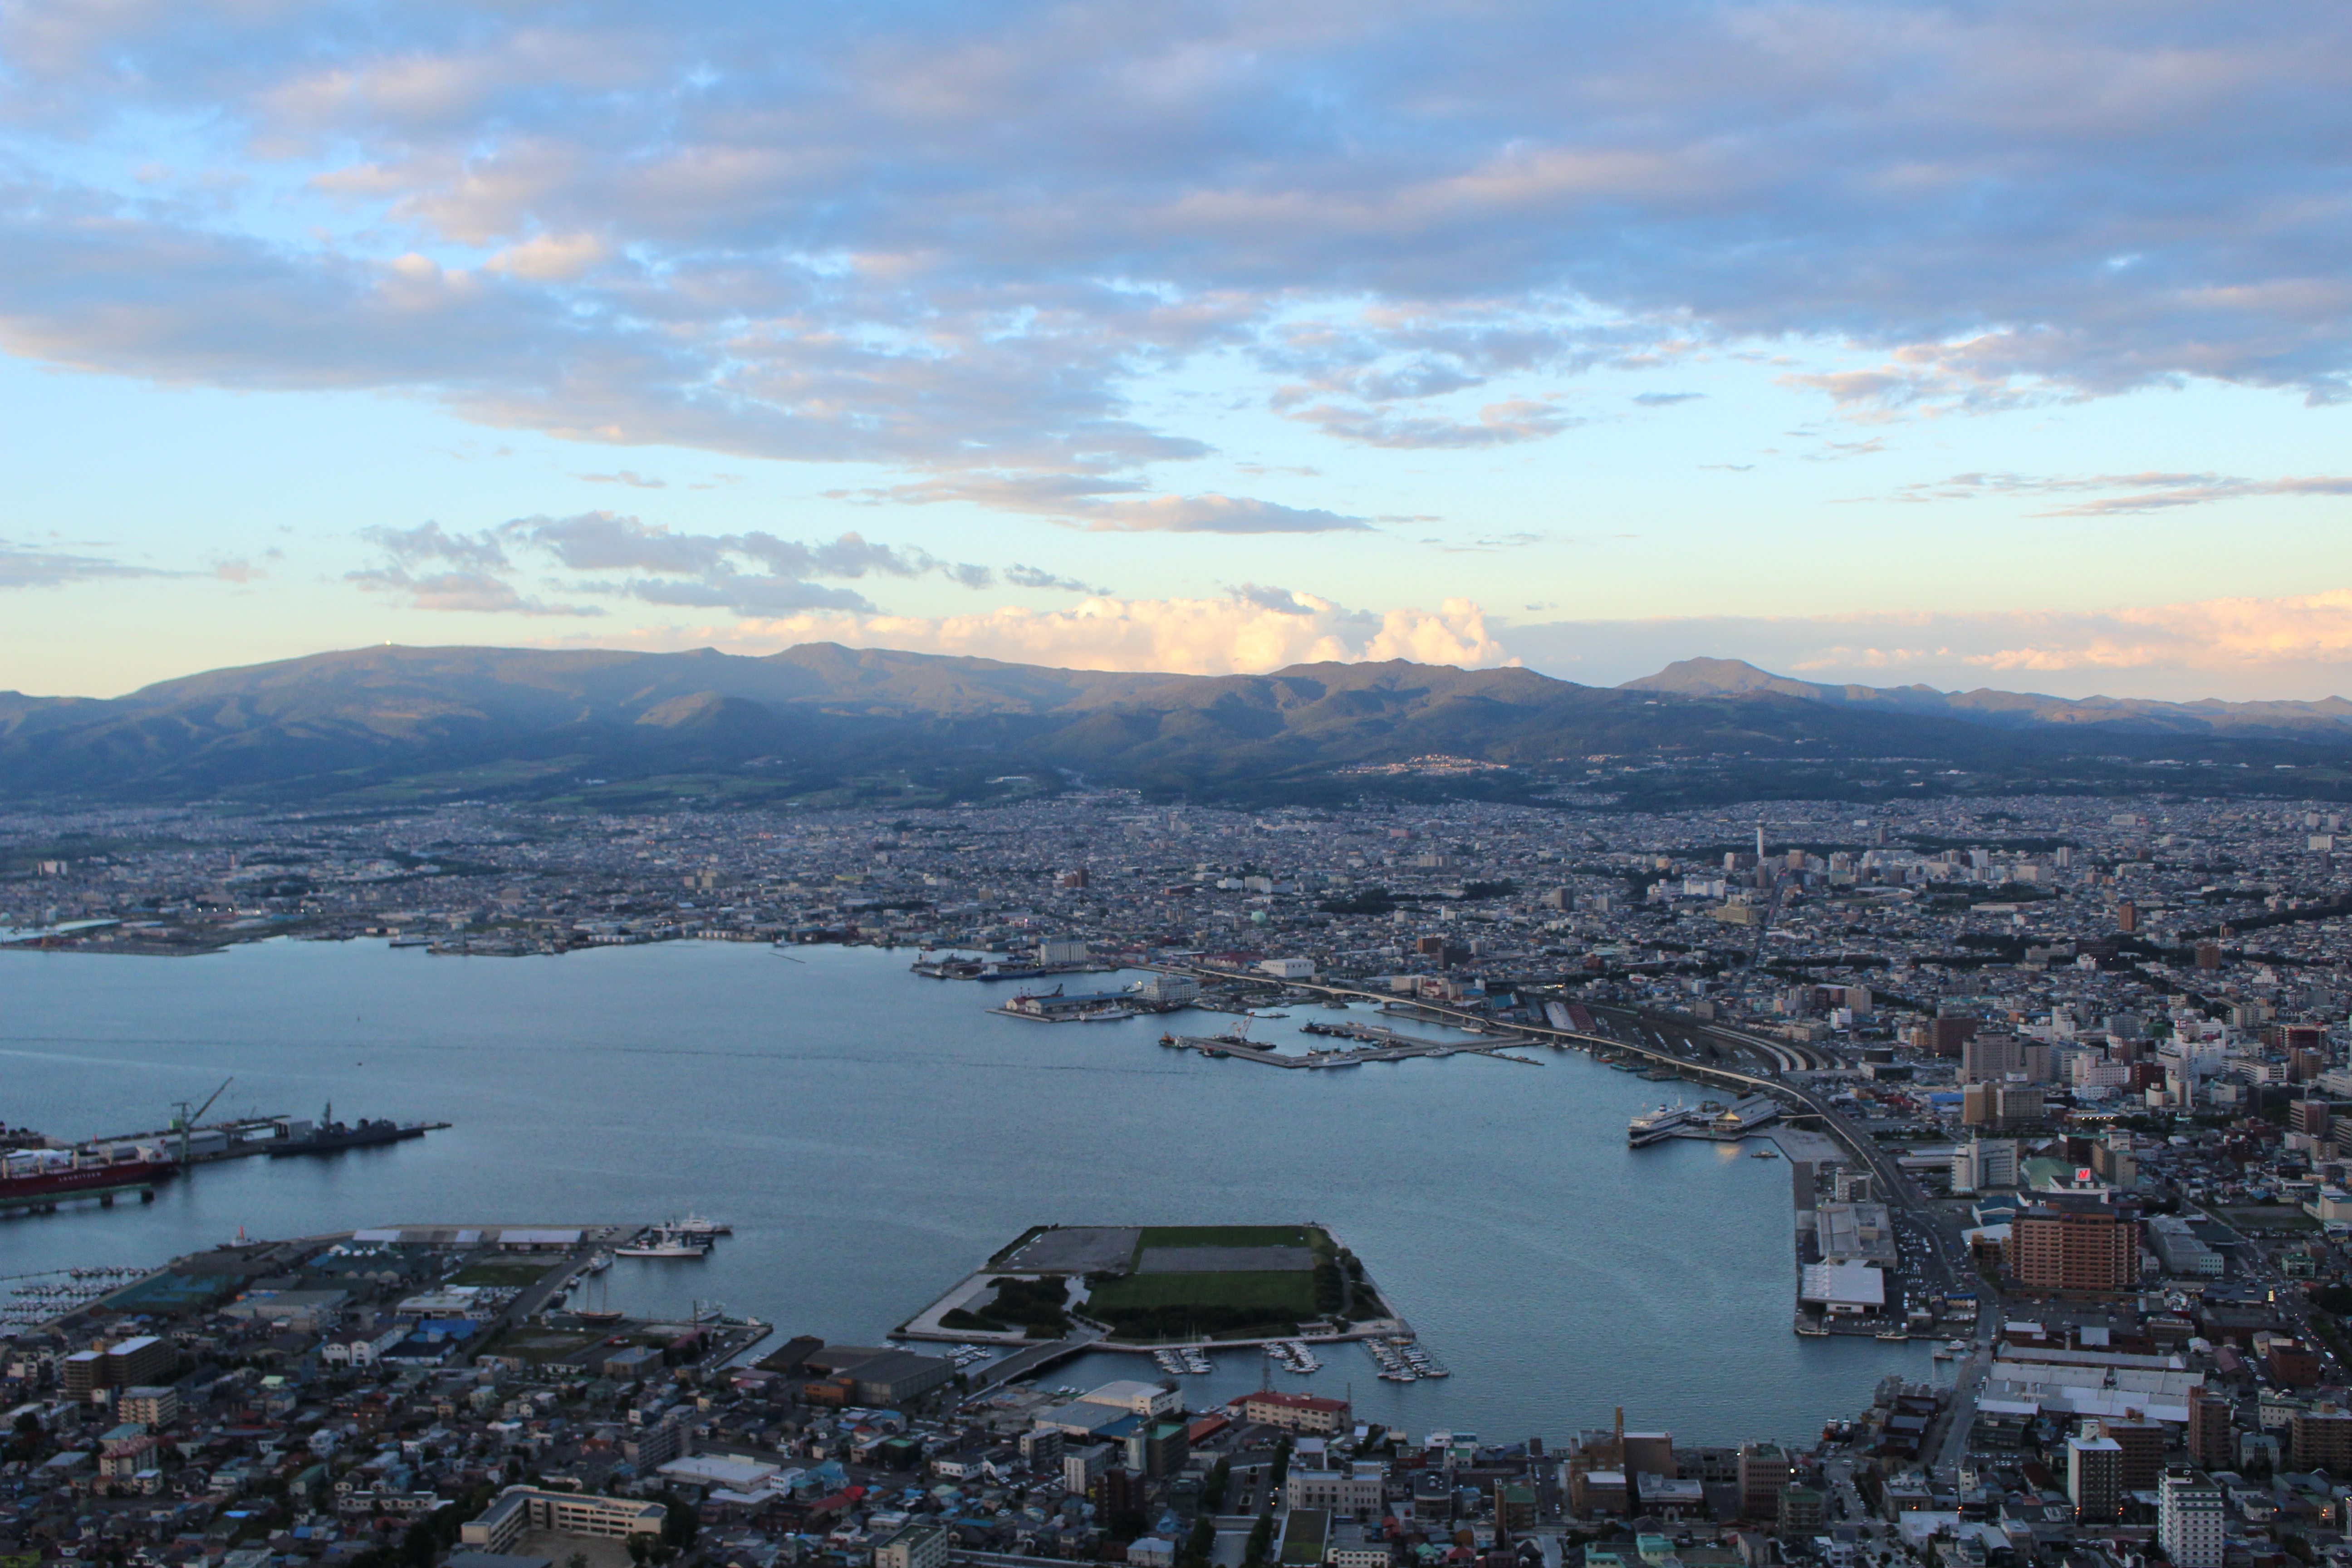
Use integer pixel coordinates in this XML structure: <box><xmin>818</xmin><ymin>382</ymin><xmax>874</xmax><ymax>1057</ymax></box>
<box><xmin>0</xmin><ymin>1144</ymin><xmax>176</xmax><ymax>1212</ymax></box>
<box><xmin>265</xmin><ymin>1103</ymin><xmax>431</xmax><ymax>1158</ymax></box>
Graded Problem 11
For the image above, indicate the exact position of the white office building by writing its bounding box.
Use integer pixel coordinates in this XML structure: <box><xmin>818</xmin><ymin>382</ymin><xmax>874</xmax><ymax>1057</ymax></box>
<box><xmin>2159</xmin><ymin>1467</ymin><xmax>2224</xmax><ymax>1568</ymax></box>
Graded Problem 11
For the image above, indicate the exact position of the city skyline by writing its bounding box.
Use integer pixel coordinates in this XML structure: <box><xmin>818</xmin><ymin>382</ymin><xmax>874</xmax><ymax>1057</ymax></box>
<box><xmin>2</xmin><ymin>0</ymin><xmax>2349</xmax><ymax>699</ymax></box>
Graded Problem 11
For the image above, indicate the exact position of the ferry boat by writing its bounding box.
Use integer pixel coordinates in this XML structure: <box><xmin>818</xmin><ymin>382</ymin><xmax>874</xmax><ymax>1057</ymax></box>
<box><xmin>1627</xmin><ymin>1104</ymin><xmax>1695</xmax><ymax>1147</ymax></box>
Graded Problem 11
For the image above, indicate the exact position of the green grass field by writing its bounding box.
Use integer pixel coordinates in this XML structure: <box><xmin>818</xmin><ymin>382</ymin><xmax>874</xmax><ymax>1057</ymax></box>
<box><xmin>1088</xmin><ymin>1269</ymin><xmax>1316</xmax><ymax>1316</ymax></box>
<box><xmin>1133</xmin><ymin>1225</ymin><xmax>1315</xmax><ymax>1253</ymax></box>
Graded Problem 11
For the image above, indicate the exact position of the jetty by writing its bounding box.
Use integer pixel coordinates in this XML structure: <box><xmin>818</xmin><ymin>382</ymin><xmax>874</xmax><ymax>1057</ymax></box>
<box><xmin>1165</xmin><ymin>1027</ymin><xmax>1539</xmax><ymax>1069</ymax></box>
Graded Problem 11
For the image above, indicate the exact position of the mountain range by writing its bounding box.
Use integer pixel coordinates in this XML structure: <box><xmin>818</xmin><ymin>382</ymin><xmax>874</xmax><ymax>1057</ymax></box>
<box><xmin>1</xmin><ymin>644</ymin><xmax>2347</xmax><ymax>808</ymax></box>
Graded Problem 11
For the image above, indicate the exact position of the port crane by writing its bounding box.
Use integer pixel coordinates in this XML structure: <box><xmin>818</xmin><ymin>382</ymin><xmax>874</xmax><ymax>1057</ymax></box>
<box><xmin>171</xmin><ymin>1077</ymin><xmax>233</xmax><ymax>1166</ymax></box>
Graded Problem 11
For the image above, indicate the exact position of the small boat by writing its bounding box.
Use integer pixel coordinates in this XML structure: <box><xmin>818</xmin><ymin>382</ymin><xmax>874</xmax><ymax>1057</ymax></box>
<box><xmin>1875</xmin><ymin>1329</ymin><xmax>1908</xmax><ymax>1342</ymax></box>
<box><xmin>672</xmin><ymin>1214</ymin><xmax>730</xmax><ymax>1237</ymax></box>
<box><xmin>586</xmin><ymin>1251</ymin><xmax>613</xmax><ymax>1273</ymax></box>
<box><xmin>1750</xmin><ymin>1147</ymin><xmax>1780</xmax><ymax>1159</ymax></box>
<box><xmin>574</xmin><ymin>1308</ymin><xmax>626</xmax><ymax>1325</ymax></box>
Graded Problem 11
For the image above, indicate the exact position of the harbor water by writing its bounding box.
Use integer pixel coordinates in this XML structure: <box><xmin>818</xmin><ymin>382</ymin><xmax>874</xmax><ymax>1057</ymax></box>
<box><xmin>0</xmin><ymin>939</ymin><xmax>1935</xmax><ymax>1443</ymax></box>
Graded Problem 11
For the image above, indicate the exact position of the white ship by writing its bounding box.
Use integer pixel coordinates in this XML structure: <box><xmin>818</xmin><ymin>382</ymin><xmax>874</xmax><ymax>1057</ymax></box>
<box><xmin>616</xmin><ymin>1226</ymin><xmax>710</xmax><ymax>1258</ymax></box>
<box><xmin>1627</xmin><ymin>1103</ymin><xmax>1695</xmax><ymax>1147</ymax></box>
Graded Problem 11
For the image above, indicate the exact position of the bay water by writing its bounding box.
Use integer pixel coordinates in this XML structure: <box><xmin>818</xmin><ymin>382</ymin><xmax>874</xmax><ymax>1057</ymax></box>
<box><xmin>0</xmin><ymin>939</ymin><xmax>1933</xmax><ymax>1444</ymax></box>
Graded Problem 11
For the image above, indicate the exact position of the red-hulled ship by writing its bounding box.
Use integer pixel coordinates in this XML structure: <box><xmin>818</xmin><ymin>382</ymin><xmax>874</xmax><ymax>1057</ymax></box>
<box><xmin>0</xmin><ymin>1142</ymin><xmax>176</xmax><ymax>1212</ymax></box>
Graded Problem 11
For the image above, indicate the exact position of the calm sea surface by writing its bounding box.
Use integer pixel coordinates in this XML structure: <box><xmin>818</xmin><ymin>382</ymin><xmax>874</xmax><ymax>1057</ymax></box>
<box><xmin>0</xmin><ymin>939</ymin><xmax>1935</xmax><ymax>1445</ymax></box>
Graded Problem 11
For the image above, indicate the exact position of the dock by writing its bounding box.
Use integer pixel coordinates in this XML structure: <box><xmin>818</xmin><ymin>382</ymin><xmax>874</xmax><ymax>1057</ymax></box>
<box><xmin>1165</xmin><ymin>1028</ymin><xmax>1539</xmax><ymax>1069</ymax></box>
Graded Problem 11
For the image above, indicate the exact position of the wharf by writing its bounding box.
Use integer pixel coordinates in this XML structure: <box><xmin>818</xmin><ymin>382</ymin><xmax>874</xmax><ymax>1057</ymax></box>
<box><xmin>1164</xmin><ymin>1029</ymin><xmax>1539</xmax><ymax>1069</ymax></box>
<box><xmin>79</xmin><ymin>1117</ymin><xmax>451</xmax><ymax>1166</ymax></box>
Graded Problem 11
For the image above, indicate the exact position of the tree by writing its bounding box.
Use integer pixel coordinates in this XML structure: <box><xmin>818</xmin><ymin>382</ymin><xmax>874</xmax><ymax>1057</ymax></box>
<box><xmin>1243</xmin><ymin>1513</ymin><xmax>1275</xmax><ymax>1568</ymax></box>
<box><xmin>566</xmin><ymin>1554</ymin><xmax>590</xmax><ymax>1568</ymax></box>
<box><xmin>1268</xmin><ymin>1437</ymin><xmax>1294</xmax><ymax>1494</ymax></box>
<box><xmin>628</xmin><ymin>1536</ymin><xmax>653</xmax><ymax>1567</ymax></box>
<box><xmin>1201</xmin><ymin>1457</ymin><xmax>1231</xmax><ymax>1512</ymax></box>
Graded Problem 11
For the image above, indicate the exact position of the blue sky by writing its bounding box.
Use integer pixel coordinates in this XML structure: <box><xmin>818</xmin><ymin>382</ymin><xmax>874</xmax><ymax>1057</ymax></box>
<box><xmin>3</xmin><ymin>0</ymin><xmax>2349</xmax><ymax>700</ymax></box>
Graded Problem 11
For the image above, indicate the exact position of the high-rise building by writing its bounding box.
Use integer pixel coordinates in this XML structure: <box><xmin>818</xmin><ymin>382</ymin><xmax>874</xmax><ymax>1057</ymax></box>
<box><xmin>2098</xmin><ymin>1420</ymin><xmax>2165</xmax><ymax>1490</ymax></box>
<box><xmin>2008</xmin><ymin>1202</ymin><xmax>2140</xmax><ymax>1292</ymax></box>
<box><xmin>2068</xmin><ymin>1433</ymin><xmax>2123</xmax><ymax>1523</ymax></box>
<box><xmin>2290</xmin><ymin>1408</ymin><xmax>2352</xmax><ymax>1477</ymax></box>
<box><xmin>1737</xmin><ymin>1443</ymin><xmax>1789</xmax><ymax>1519</ymax></box>
<box><xmin>1777</xmin><ymin>1485</ymin><xmax>1826</xmax><ymax>1539</ymax></box>
<box><xmin>1951</xmin><ymin>1138</ymin><xmax>2019</xmax><ymax>1193</ymax></box>
<box><xmin>1962</xmin><ymin>1034</ymin><xmax>2050</xmax><ymax>1084</ymax></box>
<box><xmin>1931</xmin><ymin>1016</ymin><xmax>1979</xmax><ymax>1057</ymax></box>
<box><xmin>2158</xmin><ymin>1468</ymin><xmax>2223</xmax><ymax>1568</ymax></box>
<box><xmin>2185</xmin><ymin>1387</ymin><xmax>2234</xmax><ymax>1470</ymax></box>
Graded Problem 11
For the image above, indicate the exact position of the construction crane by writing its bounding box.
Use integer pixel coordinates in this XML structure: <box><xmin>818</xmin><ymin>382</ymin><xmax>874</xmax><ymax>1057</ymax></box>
<box><xmin>171</xmin><ymin>1077</ymin><xmax>233</xmax><ymax>1166</ymax></box>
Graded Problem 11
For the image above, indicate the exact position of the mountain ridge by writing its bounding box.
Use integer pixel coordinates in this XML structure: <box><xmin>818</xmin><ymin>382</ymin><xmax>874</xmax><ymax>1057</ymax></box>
<box><xmin>1621</xmin><ymin>657</ymin><xmax>2352</xmax><ymax>734</ymax></box>
<box><xmin>2</xmin><ymin>642</ymin><xmax>2348</xmax><ymax>807</ymax></box>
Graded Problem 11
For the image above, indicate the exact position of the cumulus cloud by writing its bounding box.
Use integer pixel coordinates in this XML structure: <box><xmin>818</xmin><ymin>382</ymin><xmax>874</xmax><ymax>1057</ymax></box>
<box><xmin>1</xmin><ymin>0</ymin><xmax>2347</xmax><ymax>519</ymax></box>
<box><xmin>1503</xmin><ymin>588</ymin><xmax>2352</xmax><ymax>701</ymax></box>
<box><xmin>581</xmin><ymin>592</ymin><xmax>1515</xmax><ymax>677</ymax></box>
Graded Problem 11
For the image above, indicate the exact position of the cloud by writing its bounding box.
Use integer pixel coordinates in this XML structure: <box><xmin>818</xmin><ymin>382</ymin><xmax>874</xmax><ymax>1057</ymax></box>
<box><xmin>347</xmin><ymin>511</ymin><xmax>1008</xmax><ymax>619</ymax></box>
<box><xmin>576</xmin><ymin>470</ymin><xmax>666</xmax><ymax>489</ymax></box>
<box><xmin>556</xmin><ymin>593</ymin><xmax>1515</xmax><ymax>677</ymax></box>
<box><xmin>505</xmin><ymin>511</ymin><xmax>992</xmax><ymax>584</ymax></box>
<box><xmin>345</xmin><ymin>565</ymin><xmax>603</xmax><ymax>617</ymax></box>
<box><xmin>6</xmin><ymin>0</ymin><xmax>2348</xmax><ymax>514</ymax></box>
<box><xmin>358</xmin><ymin>520</ymin><xmax>510</xmax><ymax>570</ymax></box>
<box><xmin>1502</xmin><ymin>588</ymin><xmax>2352</xmax><ymax>701</ymax></box>
<box><xmin>1079</xmin><ymin>495</ymin><xmax>1372</xmax><ymax>534</ymax></box>
<box><xmin>1632</xmin><ymin>392</ymin><xmax>1704</xmax><ymax>406</ymax></box>
<box><xmin>622</xmin><ymin>574</ymin><xmax>874</xmax><ymax>615</ymax></box>
<box><xmin>0</xmin><ymin>540</ymin><xmax>176</xmax><ymax>589</ymax></box>
<box><xmin>1006</xmin><ymin>564</ymin><xmax>1112</xmax><ymax>593</ymax></box>
<box><xmin>1873</xmin><ymin>470</ymin><xmax>2352</xmax><ymax>514</ymax></box>
<box><xmin>1283</xmin><ymin>397</ymin><xmax>1581</xmax><ymax>449</ymax></box>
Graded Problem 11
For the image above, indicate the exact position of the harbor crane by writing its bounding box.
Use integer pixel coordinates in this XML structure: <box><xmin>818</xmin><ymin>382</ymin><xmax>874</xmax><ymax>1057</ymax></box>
<box><xmin>170</xmin><ymin>1077</ymin><xmax>233</xmax><ymax>1166</ymax></box>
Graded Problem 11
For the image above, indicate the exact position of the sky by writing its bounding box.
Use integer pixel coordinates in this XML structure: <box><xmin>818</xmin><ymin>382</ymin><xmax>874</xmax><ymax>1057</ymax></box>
<box><xmin>2</xmin><ymin>0</ymin><xmax>2350</xmax><ymax>702</ymax></box>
